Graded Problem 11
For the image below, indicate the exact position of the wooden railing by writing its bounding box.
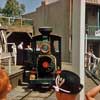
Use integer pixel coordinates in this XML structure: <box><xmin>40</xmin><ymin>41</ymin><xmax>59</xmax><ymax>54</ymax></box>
<box><xmin>0</xmin><ymin>53</ymin><xmax>13</xmax><ymax>74</ymax></box>
<box><xmin>86</xmin><ymin>0</ymin><xmax>100</xmax><ymax>4</ymax></box>
<box><xmin>0</xmin><ymin>16</ymin><xmax>33</xmax><ymax>27</ymax></box>
<box><xmin>0</xmin><ymin>43</ymin><xmax>17</xmax><ymax>74</ymax></box>
<box><xmin>86</xmin><ymin>25</ymin><xmax>100</xmax><ymax>35</ymax></box>
<box><xmin>85</xmin><ymin>52</ymin><xmax>100</xmax><ymax>79</ymax></box>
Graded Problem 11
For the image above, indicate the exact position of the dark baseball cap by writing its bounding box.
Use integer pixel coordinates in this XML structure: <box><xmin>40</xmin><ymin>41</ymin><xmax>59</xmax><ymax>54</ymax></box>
<box><xmin>53</xmin><ymin>70</ymin><xmax>83</xmax><ymax>94</ymax></box>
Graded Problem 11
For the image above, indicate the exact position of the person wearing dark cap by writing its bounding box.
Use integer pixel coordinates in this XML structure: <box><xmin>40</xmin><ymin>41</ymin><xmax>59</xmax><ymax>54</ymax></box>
<box><xmin>53</xmin><ymin>70</ymin><xmax>83</xmax><ymax>100</ymax></box>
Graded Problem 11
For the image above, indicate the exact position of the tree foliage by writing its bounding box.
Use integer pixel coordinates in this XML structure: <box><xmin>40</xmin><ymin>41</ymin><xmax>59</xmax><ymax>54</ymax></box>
<box><xmin>0</xmin><ymin>8</ymin><xmax>2</xmax><ymax>13</ymax></box>
<box><xmin>2</xmin><ymin>0</ymin><xmax>25</xmax><ymax>17</ymax></box>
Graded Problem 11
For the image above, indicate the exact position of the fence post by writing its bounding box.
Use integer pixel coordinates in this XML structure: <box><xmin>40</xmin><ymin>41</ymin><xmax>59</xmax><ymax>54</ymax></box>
<box><xmin>21</xmin><ymin>17</ymin><xmax>22</xmax><ymax>27</ymax></box>
<box><xmin>8</xmin><ymin>57</ymin><xmax>11</xmax><ymax>74</ymax></box>
<box><xmin>8</xmin><ymin>17</ymin><xmax>11</xmax><ymax>25</ymax></box>
<box><xmin>0</xmin><ymin>55</ymin><xmax>1</xmax><ymax>64</ymax></box>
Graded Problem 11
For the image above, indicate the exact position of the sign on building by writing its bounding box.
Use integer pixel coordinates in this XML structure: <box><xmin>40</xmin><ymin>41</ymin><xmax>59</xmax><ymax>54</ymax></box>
<box><xmin>95</xmin><ymin>30</ymin><xmax>100</xmax><ymax>36</ymax></box>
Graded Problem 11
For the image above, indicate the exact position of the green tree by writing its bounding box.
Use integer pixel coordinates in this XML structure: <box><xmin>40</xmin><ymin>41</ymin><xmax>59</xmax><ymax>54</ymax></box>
<box><xmin>2</xmin><ymin>0</ymin><xmax>25</xmax><ymax>17</ymax></box>
<box><xmin>0</xmin><ymin>7</ymin><xmax>3</xmax><ymax>14</ymax></box>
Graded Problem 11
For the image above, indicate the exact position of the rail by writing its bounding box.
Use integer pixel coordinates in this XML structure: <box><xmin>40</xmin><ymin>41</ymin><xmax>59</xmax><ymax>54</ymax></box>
<box><xmin>86</xmin><ymin>25</ymin><xmax>100</xmax><ymax>35</ymax></box>
<box><xmin>0</xmin><ymin>16</ymin><xmax>33</xmax><ymax>27</ymax></box>
<box><xmin>86</xmin><ymin>0</ymin><xmax>100</xmax><ymax>4</ymax></box>
<box><xmin>0</xmin><ymin>43</ymin><xmax>17</xmax><ymax>74</ymax></box>
<box><xmin>0</xmin><ymin>53</ymin><xmax>12</xmax><ymax>74</ymax></box>
<box><xmin>85</xmin><ymin>52</ymin><xmax>100</xmax><ymax>80</ymax></box>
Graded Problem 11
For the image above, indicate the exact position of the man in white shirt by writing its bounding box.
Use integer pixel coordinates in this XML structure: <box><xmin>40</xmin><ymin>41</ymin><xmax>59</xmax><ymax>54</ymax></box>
<box><xmin>18</xmin><ymin>42</ymin><xmax>23</xmax><ymax>50</ymax></box>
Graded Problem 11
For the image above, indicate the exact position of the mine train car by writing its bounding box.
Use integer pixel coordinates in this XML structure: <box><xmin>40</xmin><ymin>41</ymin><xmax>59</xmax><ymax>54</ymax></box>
<box><xmin>24</xmin><ymin>27</ymin><xmax>62</xmax><ymax>89</ymax></box>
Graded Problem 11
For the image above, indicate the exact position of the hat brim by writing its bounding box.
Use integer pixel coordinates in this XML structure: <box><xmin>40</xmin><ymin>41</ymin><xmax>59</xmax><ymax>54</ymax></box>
<box><xmin>70</xmin><ymin>84</ymin><xmax>83</xmax><ymax>94</ymax></box>
<box><xmin>52</xmin><ymin>83</ymin><xmax>83</xmax><ymax>94</ymax></box>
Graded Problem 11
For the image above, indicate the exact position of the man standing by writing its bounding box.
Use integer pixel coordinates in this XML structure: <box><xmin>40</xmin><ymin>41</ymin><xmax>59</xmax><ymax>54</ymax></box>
<box><xmin>17</xmin><ymin>42</ymin><xmax>24</xmax><ymax>65</ymax></box>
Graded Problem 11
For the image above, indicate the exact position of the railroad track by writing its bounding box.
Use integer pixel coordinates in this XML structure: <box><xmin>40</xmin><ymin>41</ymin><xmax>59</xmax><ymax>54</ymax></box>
<box><xmin>8</xmin><ymin>67</ymin><xmax>100</xmax><ymax>100</ymax></box>
<box><xmin>7</xmin><ymin>84</ymin><xmax>54</xmax><ymax>100</ymax></box>
<box><xmin>7</xmin><ymin>84</ymin><xmax>32</xmax><ymax>100</ymax></box>
<box><xmin>8</xmin><ymin>68</ymin><xmax>99</xmax><ymax>100</ymax></box>
<box><xmin>18</xmin><ymin>89</ymin><xmax>33</xmax><ymax>100</ymax></box>
<box><xmin>22</xmin><ymin>89</ymin><xmax>54</xmax><ymax>100</ymax></box>
<box><xmin>85</xmin><ymin>68</ymin><xmax>100</xmax><ymax>85</ymax></box>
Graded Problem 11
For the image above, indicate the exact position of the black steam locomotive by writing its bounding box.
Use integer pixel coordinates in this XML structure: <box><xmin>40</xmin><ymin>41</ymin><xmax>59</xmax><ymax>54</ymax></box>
<box><xmin>24</xmin><ymin>27</ymin><xmax>62</xmax><ymax>89</ymax></box>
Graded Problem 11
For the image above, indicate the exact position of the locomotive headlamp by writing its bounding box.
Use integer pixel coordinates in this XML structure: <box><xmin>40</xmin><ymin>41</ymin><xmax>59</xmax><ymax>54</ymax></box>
<box><xmin>40</xmin><ymin>43</ymin><xmax>50</xmax><ymax>54</ymax></box>
<box><xmin>42</xmin><ymin>61</ymin><xmax>49</xmax><ymax>68</ymax></box>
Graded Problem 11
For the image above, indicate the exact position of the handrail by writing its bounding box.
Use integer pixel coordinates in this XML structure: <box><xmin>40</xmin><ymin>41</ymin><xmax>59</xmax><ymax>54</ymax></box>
<box><xmin>85</xmin><ymin>52</ymin><xmax>100</xmax><ymax>78</ymax></box>
<box><xmin>0</xmin><ymin>53</ymin><xmax>12</xmax><ymax>74</ymax></box>
<box><xmin>86</xmin><ymin>25</ymin><xmax>100</xmax><ymax>35</ymax></box>
<box><xmin>86</xmin><ymin>0</ymin><xmax>100</xmax><ymax>4</ymax></box>
<box><xmin>0</xmin><ymin>16</ymin><xmax>33</xmax><ymax>26</ymax></box>
<box><xmin>0</xmin><ymin>43</ymin><xmax>17</xmax><ymax>74</ymax></box>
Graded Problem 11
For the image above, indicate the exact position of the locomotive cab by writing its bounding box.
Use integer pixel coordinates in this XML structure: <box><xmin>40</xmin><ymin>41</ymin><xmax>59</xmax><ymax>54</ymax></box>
<box><xmin>29</xmin><ymin>27</ymin><xmax>61</xmax><ymax>89</ymax></box>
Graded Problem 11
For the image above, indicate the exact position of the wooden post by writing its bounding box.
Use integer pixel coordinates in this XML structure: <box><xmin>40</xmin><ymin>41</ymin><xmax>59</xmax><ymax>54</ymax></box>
<box><xmin>8</xmin><ymin>57</ymin><xmax>11</xmax><ymax>74</ymax></box>
<box><xmin>72</xmin><ymin>0</ymin><xmax>85</xmax><ymax>100</ymax></box>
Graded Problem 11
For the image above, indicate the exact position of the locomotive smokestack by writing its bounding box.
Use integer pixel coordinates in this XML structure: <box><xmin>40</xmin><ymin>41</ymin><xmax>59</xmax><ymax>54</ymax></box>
<box><xmin>39</xmin><ymin>27</ymin><xmax>52</xmax><ymax>35</ymax></box>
